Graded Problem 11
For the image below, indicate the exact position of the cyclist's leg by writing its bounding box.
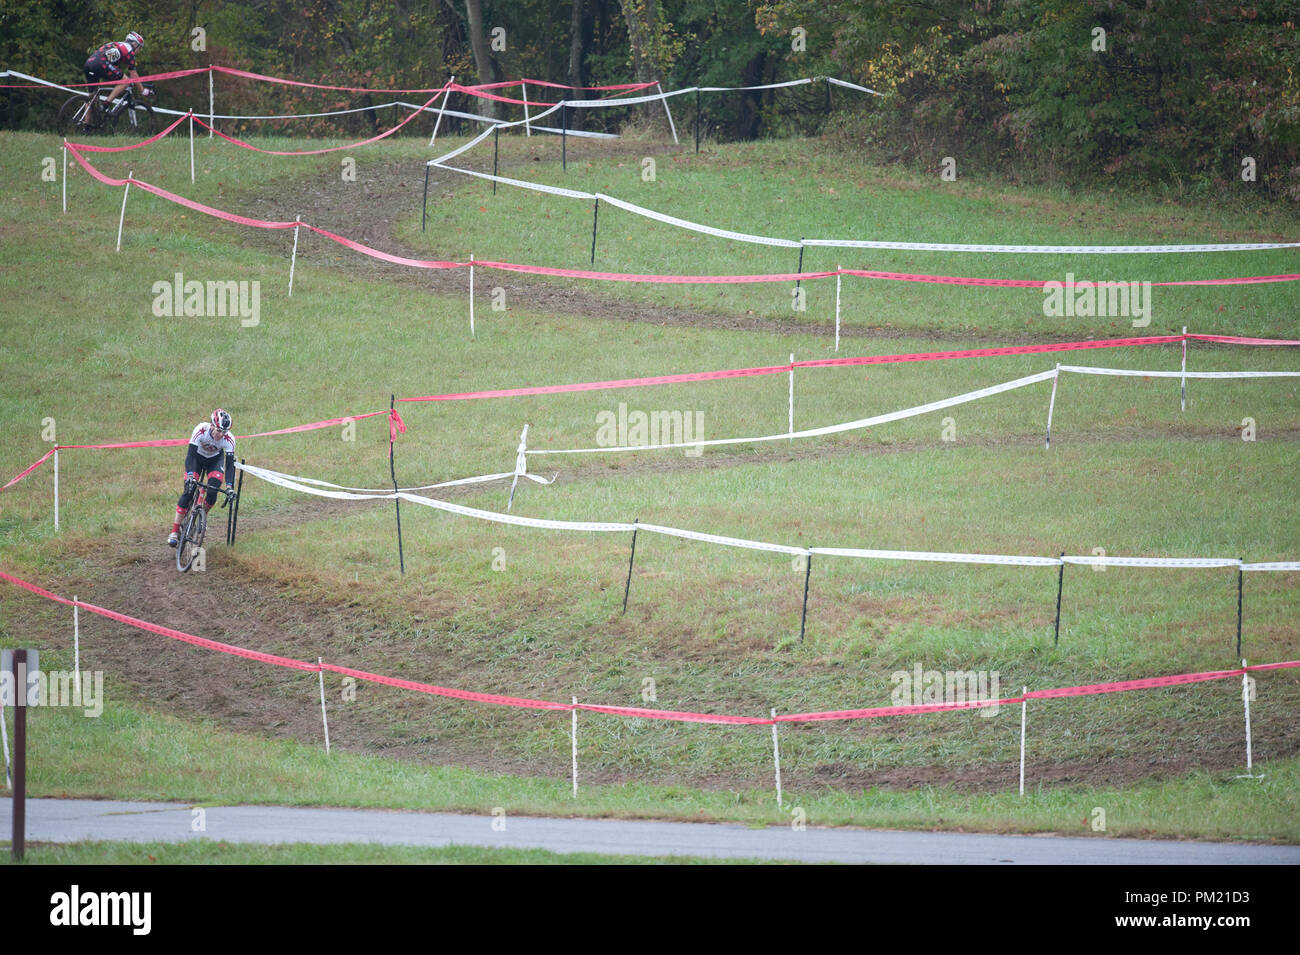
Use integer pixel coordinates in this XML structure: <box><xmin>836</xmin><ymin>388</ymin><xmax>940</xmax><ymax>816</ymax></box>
<box><xmin>80</xmin><ymin>69</ymin><xmax>102</xmax><ymax>126</ymax></box>
<box><xmin>171</xmin><ymin>444</ymin><xmax>204</xmax><ymax>538</ymax></box>
<box><xmin>203</xmin><ymin>467</ymin><xmax>224</xmax><ymax>511</ymax></box>
<box><xmin>105</xmin><ymin>79</ymin><xmax>129</xmax><ymax>112</ymax></box>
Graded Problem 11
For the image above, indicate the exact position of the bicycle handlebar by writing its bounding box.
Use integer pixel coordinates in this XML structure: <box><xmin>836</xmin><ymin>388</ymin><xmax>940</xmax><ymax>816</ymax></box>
<box><xmin>183</xmin><ymin>478</ymin><xmax>238</xmax><ymax>506</ymax></box>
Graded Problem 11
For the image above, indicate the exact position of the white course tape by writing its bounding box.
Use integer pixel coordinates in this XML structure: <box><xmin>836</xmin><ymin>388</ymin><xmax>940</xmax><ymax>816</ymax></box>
<box><xmin>595</xmin><ymin>193</ymin><xmax>803</xmax><ymax>248</ymax></box>
<box><xmin>238</xmin><ymin>463</ymin><xmax>1296</xmax><ymax>573</ymax></box>
<box><xmin>270</xmin><ymin>469</ymin><xmax>552</xmax><ymax>494</ymax></box>
<box><xmin>802</xmin><ymin>238</ymin><xmax>1300</xmax><ymax>253</ymax></box>
<box><xmin>1062</xmin><ymin>555</ymin><xmax>1242</xmax><ymax>569</ymax></box>
<box><xmin>426</xmin><ymin>102</ymin><xmax>565</xmax><ymax>166</ymax></box>
<box><xmin>3</xmin><ymin>69</ymin><xmax>78</xmax><ymax>94</ymax></box>
<box><xmin>636</xmin><ymin>522</ymin><xmax>806</xmax><ymax>557</ymax></box>
<box><xmin>530</xmin><ymin>370</ymin><xmax>1057</xmax><ymax>454</ymax></box>
<box><xmin>429</xmin><ymin>163</ymin><xmax>803</xmax><ymax>247</ymax></box>
<box><xmin>563</xmin><ymin>90</ymin><xmax>676</xmax><ymax>108</ymax></box>
<box><xmin>810</xmin><ymin>547</ymin><xmax>1060</xmax><ymax>567</ymax></box>
<box><xmin>698</xmin><ymin>78</ymin><xmax>815</xmax><ymax>92</ymax></box>
<box><xmin>396</xmin><ymin>492</ymin><xmax>633</xmax><ymax>532</ymax></box>
<box><xmin>398</xmin><ymin>101</ymin><xmax>618</xmax><ymax>137</ymax></box>
<box><xmin>431</xmin><ymin>151</ymin><xmax>1299</xmax><ymax>253</ymax></box>
<box><xmin>434</xmin><ymin>163</ymin><xmax>596</xmax><ymax>200</ymax></box>
<box><xmin>238</xmin><ymin>462</ymin><xmax>391</xmax><ymax>500</ymax></box>
<box><xmin>1060</xmin><ymin>365</ymin><xmax>1300</xmax><ymax>379</ymax></box>
<box><xmin>826</xmin><ymin>77</ymin><xmax>884</xmax><ymax>96</ymax></box>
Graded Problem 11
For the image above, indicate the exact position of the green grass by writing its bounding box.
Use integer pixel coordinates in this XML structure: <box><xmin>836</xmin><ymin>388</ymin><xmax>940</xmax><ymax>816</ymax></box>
<box><xmin>4</xmin><ymin>840</ymin><xmax>782</xmax><ymax>865</ymax></box>
<box><xmin>410</xmin><ymin>135</ymin><xmax>1300</xmax><ymax>337</ymax></box>
<box><xmin>1</xmin><ymin>126</ymin><xmax>1297</xmax><ymax>844</ymax></box>
<box><xmin>1</xmin><ymin>688</ymin><xmax>1293</xmax><ymax>842</ymax></box>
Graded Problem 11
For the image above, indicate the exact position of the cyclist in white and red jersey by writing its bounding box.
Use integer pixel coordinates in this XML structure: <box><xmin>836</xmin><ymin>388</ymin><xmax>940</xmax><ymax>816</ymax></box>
<box><xmin>168</xmin><ymin>409</ymin><xmax>237</xmax><ymax>548</ymax></box>
<box><xmin>83</xmin><ymin>31</ymin><xmax>151</xmax><ymax>120</ymax></box>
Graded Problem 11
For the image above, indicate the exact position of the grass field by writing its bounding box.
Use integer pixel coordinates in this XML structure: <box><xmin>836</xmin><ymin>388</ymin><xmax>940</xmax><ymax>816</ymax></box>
<box><xmin>0</xmin><ymin>120</ymin><xmax>1297</xmax><ymax>850</ymax></box>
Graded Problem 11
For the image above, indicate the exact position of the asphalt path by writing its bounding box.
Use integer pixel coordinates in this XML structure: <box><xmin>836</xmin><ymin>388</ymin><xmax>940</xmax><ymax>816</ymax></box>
<box><xmin>4</xmin><ymin>799</ymin><xmax>1298</xmax><ymax>864</ymax></box>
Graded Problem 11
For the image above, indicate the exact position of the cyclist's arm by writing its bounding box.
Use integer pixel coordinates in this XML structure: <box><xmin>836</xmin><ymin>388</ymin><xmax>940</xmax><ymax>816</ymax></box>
<box><xmin>127</xmin><ymin>68</ymin><xmax>146</xmax><ymax>96</ymax></box>
<box><xmin>225</xmin><ymin>450</ymin><xmax>236</xmax><ymax>487</ymax></box>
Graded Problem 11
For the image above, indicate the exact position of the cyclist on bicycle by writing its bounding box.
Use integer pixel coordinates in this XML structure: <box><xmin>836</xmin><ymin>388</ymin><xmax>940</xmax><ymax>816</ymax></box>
<box><xmin>81</xmin><ymin>31</ymin><xmax>151</xmax><ymax>125</ymax></box>
<box><xmin>168</xmin><ymin>409</ymin><xmax>237</xmax><ymax>548</ymax></box>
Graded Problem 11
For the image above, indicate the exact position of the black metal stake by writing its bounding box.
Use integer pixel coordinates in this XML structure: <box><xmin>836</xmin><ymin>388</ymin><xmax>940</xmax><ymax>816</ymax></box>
<box><xmin>1236</xmin><ymin>563</ymin><xmax>1244</xmax><ymax>658</ymax></box>
<box><xmin>390</xmin><ymin>395</ymin><xmax>405</xmax><ymax>575</ymax></box>
<box><xmin>492</xmin><ymin>125</ymin><xmax>499</xmax><ymax>195</ymax></box>
<box><xmin>421</xmin><ymin>164</ymin><xmax>430</xmax><ymax>233</ymax></box>
<box><xmin>1053</xmin><ymin>554</ymin><xmax>1065</xmax><ymax>646</ymax></box>
<box><xmin>229</xmin><ymin>458</ymin><xmax>244</xmax><ymax>545</ymax></box>
<box><xmin>695</xmin><ymin>88</ymin><xmax>701</xmax><ymax>154</ymax></box>
<box><xmin>590</xmin><ymin>198</ymin><xmax>599</xmax><ymax>265</ymax></box>
<box><xmin>561</xmin><ymin>103</ymin><xmax>567</xmax><ymax>171</ymax></box>
<box><xmin>798</xmin><ymin>553</ymin><xmax>812</xmax><ymax>643</ymax></box>
<box><xmin>621</xmin><ymin>520</ymin><xmax>639</xmax><ymax>614</ymax></box>
<box><xmin>795</xmin><ymin>239</ymin><xmax>805</xmax><ymax>290</ymax></box>
<box><xmin>13</xmin><ymin>648</ymin><xmax>27</xmax><ymax>862</ymax></box>
<box><xmin>825</xmin><ymin>77</ymin><xmax>832</xmax><ymax>114</ymax></box>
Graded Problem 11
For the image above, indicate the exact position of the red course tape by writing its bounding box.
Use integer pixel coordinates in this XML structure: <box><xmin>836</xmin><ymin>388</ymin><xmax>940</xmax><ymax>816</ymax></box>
<box><xmin>1</xmin><ymin>568</ymin><xmax>1295</xmax><ymax>726</ymax></box>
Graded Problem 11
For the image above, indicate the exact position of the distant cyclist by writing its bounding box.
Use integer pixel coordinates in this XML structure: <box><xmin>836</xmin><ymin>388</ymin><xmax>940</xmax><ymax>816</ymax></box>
<box><xmin>169</xmin><ymin>409</ymin><xmax>237</xmax><ymax>548</ymax></box>
<box><xmin>82</xmin><ymin>31</ymin><xmax>152</xmax><ymax>123</ymax></box>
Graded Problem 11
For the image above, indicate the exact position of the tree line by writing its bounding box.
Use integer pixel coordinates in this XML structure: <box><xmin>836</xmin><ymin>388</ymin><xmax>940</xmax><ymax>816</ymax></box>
<box><xmin>2</xmin><ymin>0</ymin><xmax>1295</xmax><ymax>198</ymax></box>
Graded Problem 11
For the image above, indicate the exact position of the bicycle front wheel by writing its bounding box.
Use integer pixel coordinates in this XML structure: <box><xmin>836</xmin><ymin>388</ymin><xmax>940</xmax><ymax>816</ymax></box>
<box><xmin>176</xmin><ymin>507</ymin><xmax>207</xmax><ymax>572</ymax></box>
<box><xmin>121</xmin><ymin>101</ymin><xmax>155</xmax><ymax>137</ymax></box>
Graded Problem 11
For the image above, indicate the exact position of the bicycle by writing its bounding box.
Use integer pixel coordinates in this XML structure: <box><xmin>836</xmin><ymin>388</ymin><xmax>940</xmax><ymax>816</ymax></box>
<box><xmin>176</xmin><ymin>474</ymin><xmax>237</xmax><ymax>573</ymax></box>
<box><xmin>57</xmin><ymin>83</ymin><xmax>156</xmax><ymax>137</ymax></box>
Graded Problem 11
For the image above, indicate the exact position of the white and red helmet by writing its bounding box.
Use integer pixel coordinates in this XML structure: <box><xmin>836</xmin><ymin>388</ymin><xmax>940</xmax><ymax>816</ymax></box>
<box><xmin>126</xmin><ymin>31</ymin><xmax>144</xmax><ymax>50</ymax></box>
<box><xmin>211</xmin><ymin>408</ymin><xmax>232</xmax><ymax>436</ymax></box>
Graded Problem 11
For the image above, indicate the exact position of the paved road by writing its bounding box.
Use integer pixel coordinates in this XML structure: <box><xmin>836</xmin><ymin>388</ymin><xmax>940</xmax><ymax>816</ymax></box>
<box><xmin>4</xmin><ymin>799</ymin><xmax>1297</xmax><ymax>864</ymax></box>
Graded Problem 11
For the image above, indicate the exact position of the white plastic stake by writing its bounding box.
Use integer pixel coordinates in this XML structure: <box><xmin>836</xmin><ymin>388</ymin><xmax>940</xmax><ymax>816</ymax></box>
<box><xmin>61</xmin><ymin>140</ymin><xmax>67</xmax><ymax>213</ymax></box>
<box><xmin>1241</xmin><ymin>659</ymin><xmax>1253</xmax><ymax>774</ymax></box>
<box><xmin>0</xmin><ymin>698</ymin><xmax>9</xmax><ymax>789</ymax></box>
<box><xmin>521</xmin><ymin>81</ymin><xmax>532</xmax><ymax>136</ymax></box>
<box><xmin>115</xmin><ymin>171</ymin><xmax>132</xmax><ymax>252</ymax></box>
<box><xmin>429</xmin><ymin>75</ymin><xmax>455</xmax><ymax>146</ymax></box>
<box><xmin>1044</xmin><ymin>363</ymin><xmax>1060</xmax><ymax>448</ymax></box>
<box><xmin>571</xmin><ymin>696</ymin><xmax>579</xmax><ymax>798</ymax></box>
<box><xmin>318</xmin><ymin>657</ymin><xmax>331</xmax><ymax>754</ymax></box>
<box><xmin>834</xmin><ymin>266</ymin><xmax>842</xmax><ymax>352</ymax></box>
<box><xmin>73</xmin><ymin>597</ymin><xmax>80</xmax><ymax>682</ymax></box>
<box><xmin>771</xmin><ymin>708</ymin><xmax>783</xmax><ymax>808</ymax></box>
<box><xmin>208</xmin><ymin>67</ymin><xmax>214</xmax><ymax>138</ymax></box>
<box><xmin>657</xmin><ymin>82</ymin><xmax>678</xmax><ymax>144</ymax></box>
<box><xmin>1018</xmin><ymin>686</ymin><xmax>1028</xmax><ymax>796</ymax></box>
<box><xmin>469</xmin><ymin>253</ymin><xmax>475</xmax><ymax>337</ymax></box>
<box><xmin>507</xmin><ymin>423</ymin><xmax>528</xmax><ymax>511</ymax></box>
<box><xmin>53</xmin><ymin>447</ymin><xmax>59</xmax><ymax>531</ymax></box>
<box><xmin>788</xmin><ymin>353</ymin><xmax>795</xmax><ymax>438</ymax></box>
<box><xmin>1180</xmin><ymin>326</ymin><xmax>1188</xmax><ymax>412</ymax></box>
<box><xmin>189</xmin><ymin>110</ymin><xmax>195</xmax><ymax>184</ymax></box>
<box><xmin>288</xmin><ymin>216</ymin><xmax>301</xmax><ymax>296</ymax></box>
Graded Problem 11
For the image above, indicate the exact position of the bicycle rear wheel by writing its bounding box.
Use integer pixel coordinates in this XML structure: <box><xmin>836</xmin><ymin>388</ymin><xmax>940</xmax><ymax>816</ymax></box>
<box><xmin>56</xmin><ymin>93</ymin><xmax>100</xmax><ymax>136</ymax></box>
<box><xmin>176</xmin><ymin>507</ymin><xmax>207</xmax><ymax>572</ymax></box>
